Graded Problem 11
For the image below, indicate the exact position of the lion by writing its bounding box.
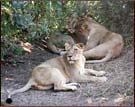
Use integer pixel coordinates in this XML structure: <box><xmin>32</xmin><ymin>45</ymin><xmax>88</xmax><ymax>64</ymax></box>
<box><xmin>46</xmin><ymin>32</ymin><xmax>75</xmax><ymax>55</ymax></box>
<box><xmin>66</xmin><ymin>15</ymin><xmax>124</xmax><ymax>63</ymax></box>
<box><xmin>6</xmin><ymin>43</ymin><xmax>107</xmax><ymax>104</ymax></box>
<box><xmin>45</xmin><ymin>30</ymin><xmax>89</xmax><ymax>55</ymax></box>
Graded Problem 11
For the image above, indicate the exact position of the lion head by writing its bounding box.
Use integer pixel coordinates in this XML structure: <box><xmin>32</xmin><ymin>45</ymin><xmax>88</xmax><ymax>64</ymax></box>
<box><xmin>65</xmin><ymin>14</ymin><xmax>92</xmax><ymax>33</ymax></box>
<box><xmin>65</xmin><ymin>15</ymin><xmax>93</xmax><ymax>45</ymax></box>
<box><xmin>74</xmin><ymin>17</ymin><xmax>92</xmax><ymax>40</ymax></box>
<box><xmin>64</xmin><ymin>43</ymin><xmax>84</xmax><ymax>64</ymax></box>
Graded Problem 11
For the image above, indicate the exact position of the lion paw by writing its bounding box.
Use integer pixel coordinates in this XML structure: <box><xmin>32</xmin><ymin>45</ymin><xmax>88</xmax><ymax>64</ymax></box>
<box><xmin>71</xmin><ymin>86</ymin><xmax>78</xmax><ymax>90</ymax></box>
<box><xmin>67</xmin><ymin>83</ymin><xmax>81</xmax><ymax>88</ymax></box>
<box><xmin>100</xmin><ymin>77</ymin><xmax>107</xmax><ymax>82</ymax></box>
<box><xmin>97</xmin><ymin>71</ymin><xmax>106</xmax><ymax>76</ymax></box>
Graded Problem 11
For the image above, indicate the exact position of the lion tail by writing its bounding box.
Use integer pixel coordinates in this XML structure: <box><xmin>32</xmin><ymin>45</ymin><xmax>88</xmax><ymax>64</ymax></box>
<box><xmin>6</xmin><ymin>78</ymin><xmax>34</xmax><ymax>104</ymax></box>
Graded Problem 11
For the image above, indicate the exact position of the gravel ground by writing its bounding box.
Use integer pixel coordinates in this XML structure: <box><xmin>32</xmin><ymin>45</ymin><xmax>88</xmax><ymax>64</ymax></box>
<box><xmin>1</xmin><ymin>36</ymin><xmax>134</xmax><ymax>106</ymax></box>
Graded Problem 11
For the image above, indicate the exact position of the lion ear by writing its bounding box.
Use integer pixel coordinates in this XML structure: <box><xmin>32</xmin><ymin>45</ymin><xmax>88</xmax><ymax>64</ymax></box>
<box><xmin>64</xmin><ymin>43</ymin><xmax>71</xmax><ymax>50</ymax></box>
<box><xmin>76</xmin><ymin>43</ymin><xmax>85</xmax><ymax>49</ymax></box>
<box><xmin>82</xmin><ymin>24</ymin><xmax>88</xmax><ymax>30</ymax></box>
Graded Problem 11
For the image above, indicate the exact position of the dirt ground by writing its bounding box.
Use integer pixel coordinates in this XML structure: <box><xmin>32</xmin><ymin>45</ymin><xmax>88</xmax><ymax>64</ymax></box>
<box><xmin>1</xmin><ymin>36</ymin><xmax>134</xmax><ymax>106</ymax></box>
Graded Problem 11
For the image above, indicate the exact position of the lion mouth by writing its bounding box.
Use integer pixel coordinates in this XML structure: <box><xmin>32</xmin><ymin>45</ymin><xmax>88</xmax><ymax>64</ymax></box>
<box><xmin>69</xmin><ymin>60</ymin><xmax>75</xmax><ymax>64</ymax></box>
<box><xmin>67</xmin><ymin>58</ymin><xmax>76</xmax><ymax>64</ymax></box>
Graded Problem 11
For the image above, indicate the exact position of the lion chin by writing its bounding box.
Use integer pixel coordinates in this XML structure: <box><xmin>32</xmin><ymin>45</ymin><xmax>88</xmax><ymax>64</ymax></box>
<box><xmin>68</xmin><ymin>60</ymin><xmax>75</xmax><ymax>64</ymax></box>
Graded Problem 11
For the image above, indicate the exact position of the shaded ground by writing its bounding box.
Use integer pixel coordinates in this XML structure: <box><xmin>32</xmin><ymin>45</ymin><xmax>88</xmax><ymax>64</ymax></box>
<box><xmin>1</xmin><ymin>36</ymin><xmax>134</xmax><ymax>106</ymax></box>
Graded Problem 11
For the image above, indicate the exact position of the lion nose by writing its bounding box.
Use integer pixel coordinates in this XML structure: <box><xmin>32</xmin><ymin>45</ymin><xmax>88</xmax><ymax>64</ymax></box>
<box><xmin>68</xmin><ymin>55</ymin><xmax>72</xmax><ymax>58</ymax></box>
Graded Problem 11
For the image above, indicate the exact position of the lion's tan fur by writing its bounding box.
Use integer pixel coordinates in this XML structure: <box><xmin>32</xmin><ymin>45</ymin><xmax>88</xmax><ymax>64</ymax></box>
<box><xmin>46</xmin><ymin>32</ymin><xmax>75</xmax><ymax>55</ymax></box>
<box><xmin>67</xmin><ymin>15</ymin><xmax>124</xmax><ymax>63</ymax></box>
<box><xmin>7</xmin><ymin>43</ymin><xmax>107</xmax><ymax>99</ymax></box>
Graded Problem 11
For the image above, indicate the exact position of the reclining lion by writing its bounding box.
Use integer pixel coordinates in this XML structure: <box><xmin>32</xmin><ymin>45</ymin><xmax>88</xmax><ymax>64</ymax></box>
<box><xmin>6</xmin><ymin>43</ymin><xmax>107</xmax><ymax>104</ymax></box>
<box><xmin>66</xmin><ymin>15</ymin><xmax>124</xmax><ymax>63</ymax></box>
<box><xmin>45</xmin><ymin>30</ymin><xmax>88</xmax><ymax>55</ymax></box>
<box><xmin>46</xmin><ymin>32</ymin><xmax>75</xmax><ymax>55</ymax></box>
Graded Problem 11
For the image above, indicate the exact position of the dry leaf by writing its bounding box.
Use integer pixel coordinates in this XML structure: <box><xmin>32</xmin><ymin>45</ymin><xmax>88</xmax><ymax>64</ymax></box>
<box><xmin>20</xmin><ymin>42</ymin><xmax>33</xmax><ymax>53</ymax></box>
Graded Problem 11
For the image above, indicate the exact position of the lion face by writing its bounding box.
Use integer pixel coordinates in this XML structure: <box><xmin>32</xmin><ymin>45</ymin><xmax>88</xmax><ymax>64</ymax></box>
<box><xmin>74</xmin><ymin>17</ymin><xmax>91</xmax><ymax>41</ymax></box>
<box><xmin>66</xmin><ymin>15</ymin><xmax>91</xmax><ymax>45</ymax></box>
<box><xmin>65</xmin><ymin>43</ymin><xmax>84</xmax><ymax>64</ymax></box>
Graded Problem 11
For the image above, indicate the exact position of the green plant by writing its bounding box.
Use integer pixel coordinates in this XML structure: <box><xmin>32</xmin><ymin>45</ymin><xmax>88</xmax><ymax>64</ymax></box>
<box><xmin>1</xmin><ymin>0</ymin><xmax>133</xmax><ymax>63</ymax></box>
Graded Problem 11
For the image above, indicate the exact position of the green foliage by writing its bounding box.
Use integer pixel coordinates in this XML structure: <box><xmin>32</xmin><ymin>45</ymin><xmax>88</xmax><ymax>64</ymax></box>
<box><xmin>1</xmin><ymin>0</ymin><xmax>133</xmax><ymax>61</ymax></box>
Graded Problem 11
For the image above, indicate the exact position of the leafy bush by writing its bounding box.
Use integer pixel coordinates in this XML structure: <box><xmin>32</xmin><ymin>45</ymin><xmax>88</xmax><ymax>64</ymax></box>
<box><xmin>1</xmin><ymin>0</ymin><xmax>134</xmax><ymax>62</ymax></box>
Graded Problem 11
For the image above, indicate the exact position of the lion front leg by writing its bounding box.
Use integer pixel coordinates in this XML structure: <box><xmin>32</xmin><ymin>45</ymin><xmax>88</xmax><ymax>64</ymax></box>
<box><xmin>85</xmin><ymin>69</ymin><xmax>106</xmax><ymax>77</ymax></box>
<box><xmin>47</xmin><ymin>42</ymin><xmax>64</xmax><ymax>55</ymax></box>
<box><xmin>76</xmin><ymin>74</ymin><xmax>107</xmax><ymax>83</ymax></box>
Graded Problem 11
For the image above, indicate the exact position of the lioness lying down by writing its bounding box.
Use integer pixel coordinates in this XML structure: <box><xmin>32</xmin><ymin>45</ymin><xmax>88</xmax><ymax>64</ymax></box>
<box><xmin>6</xmin><ymin>43</ymin><xmax>107</xmax><ymax>104</ymax></box>
<box><xmin>46</xmin><ymin>32</ymin><xmax>75</xmax><ymax>55</ymax></box>
<box><xmin>66</xmin><ymin>15</ymin><xmax>124</xmax><ymax>63</ymax></box>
